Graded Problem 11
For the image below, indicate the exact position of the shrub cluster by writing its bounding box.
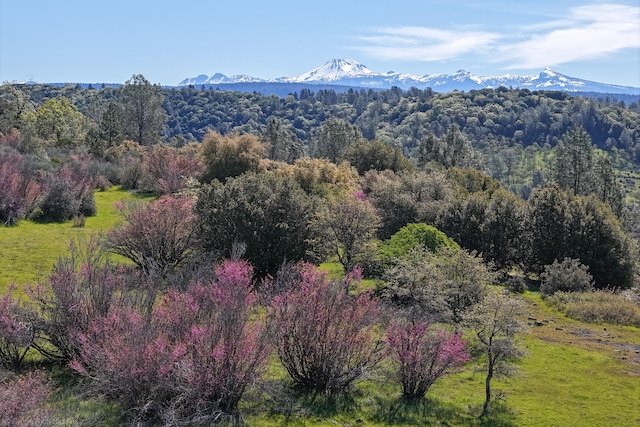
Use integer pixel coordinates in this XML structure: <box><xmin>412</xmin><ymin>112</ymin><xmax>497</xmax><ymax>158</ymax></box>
<box><xmin>0</xmin><ymin>238</ymin><xmax>475</xmax><ymax>422</ymax></box>
<box><xmin>547</xmin><ymin>290</ymin><xmax>640</xmax><ymax>327</ymax></box>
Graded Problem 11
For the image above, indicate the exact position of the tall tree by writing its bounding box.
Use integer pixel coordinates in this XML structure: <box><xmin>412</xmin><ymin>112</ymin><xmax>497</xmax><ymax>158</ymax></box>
<box><xmin>23</xmin><ymin>97</ymin><xmax>85</xmax><ymax>146</ymax></box>
<box><xmin>311</xmin><ymin>117</ymin><xmax>362</xmax><ymax>163</ymax></box>
<box><xmin>261</xmin><ymin>116</ymin><xmax>303</xmax><ymax>163</ymax></box>
<box><xmin>591</xmin><ymin>155</ymin><xmax>624</xmax><ymax>217</ymax></box>
<box><xmin>119</xmin><ymin>74</ymin><xmax>166</xmax><ymax>145</ymax></box>
<box><xmin>526</xmin><ymin>185</ymin><xmax>636</xmax><ymax>288</ymax></box>
<box><xmin>552</xmin><ymin>126</ymin><xmax>594</xmax><ymax>195</ymax></box>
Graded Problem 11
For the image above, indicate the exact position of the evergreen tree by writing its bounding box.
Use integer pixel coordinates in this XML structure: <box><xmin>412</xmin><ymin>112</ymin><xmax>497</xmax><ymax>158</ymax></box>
<box><xmin>119</xmin><ymin>74</ymin><xmax>166</xmax><ymax>145</ymax></box>
<box><xmin>261</xmin><ymin>116</ymin><xmax>304</xmax><ymax>163</ymax></box>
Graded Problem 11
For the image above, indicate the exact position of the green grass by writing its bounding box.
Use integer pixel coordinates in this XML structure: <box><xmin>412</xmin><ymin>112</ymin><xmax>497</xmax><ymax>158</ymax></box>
<box><xmin>238</xmin><ymin>292</ymin><xmax>640</xmax><ymax>427</ymax></box>
<box><xmin>0</xmin><ymin>187</ymin><xmax>150</xmax><ymax>291</ymax></box>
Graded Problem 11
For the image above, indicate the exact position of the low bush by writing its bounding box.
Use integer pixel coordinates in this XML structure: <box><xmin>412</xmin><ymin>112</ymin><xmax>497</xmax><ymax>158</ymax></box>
<box><xmin>547</xmin><ymin>291</ymin><xmax>640</xmax><ymax>327</ymax></box>
<box><xmin>386</xmin><ymin>321</ymin><xmax>470</xmax><ymax>399</ymax></box>
<box><xmin>0</xmin><ymin>370</ymin><xmax>54</xmax><ymax>427</ymax></box>
<box><xmin>268</xmin><ymin>263</ymin><xmax>384</xmax><ymax>393</ymax></box>
<box><xmin>540</xmin><ymin>258</ymin><xmax>594</xmax><ymax>296</ymax></box>
<box><xmin>0</xmin><ymin>286</ymin><xmax>34</xmax><ymax>370</ymax></box>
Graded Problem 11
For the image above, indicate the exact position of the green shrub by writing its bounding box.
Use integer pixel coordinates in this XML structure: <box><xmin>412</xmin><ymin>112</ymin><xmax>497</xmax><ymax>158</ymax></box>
<box><xmin>548</xmin><ymin>291</ymin><xmax>640</xmax><ymax>327</ymax></box>
<box><xmin>540</xmin><ymin>258</ymin><xmax>594</xmax><ymax>296</ymax></box>
<box><xmin>378</xmin><ymin>223</ymin><xmax>458</xmax><ymax>264</ymax></box>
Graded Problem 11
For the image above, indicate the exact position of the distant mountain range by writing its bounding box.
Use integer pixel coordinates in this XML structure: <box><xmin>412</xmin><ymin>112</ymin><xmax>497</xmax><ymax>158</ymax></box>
<box><xmin>178</xmin><ymin>59</ymin><xmax>640</xmax><ymax>95</ymax></box>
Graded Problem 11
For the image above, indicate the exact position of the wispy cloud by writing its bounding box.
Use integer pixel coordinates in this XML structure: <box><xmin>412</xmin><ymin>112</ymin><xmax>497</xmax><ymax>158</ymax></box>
<box><xmin>502</xmin><ymin>4</ymin><xmax>640</xmax><ymax>68</ymax></box>
<box><xmin>352</xmin><ymin>3</ymin><xmax>639</xmax><ymax>69</ymax></box>
<box><xmin>352</xmin><ymin>26</ymin><xmax>500</xmax><ymax>61</ymax></box>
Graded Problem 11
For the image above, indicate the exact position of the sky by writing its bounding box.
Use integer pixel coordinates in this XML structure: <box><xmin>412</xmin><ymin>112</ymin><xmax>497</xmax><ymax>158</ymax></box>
<box><xmin>1</xmin><ymin>0</ymin><xmax>639</xmax><ymax>87</ymax></box>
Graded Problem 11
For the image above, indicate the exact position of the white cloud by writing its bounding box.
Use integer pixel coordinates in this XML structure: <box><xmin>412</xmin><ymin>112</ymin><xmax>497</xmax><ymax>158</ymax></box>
<box><xmin>352</xmin><ymin>26</ymin><xmax>500</xmax><ymax>61</ymax></box>
<box><xmin>352</xmin><ymin>3</ymin><xmax>640</xmax><ymax>69</ymax></box>
<box><xmin>503</xmin><ymin>4</ymin><xmax>640</xmax><ymax>68</ymax></box>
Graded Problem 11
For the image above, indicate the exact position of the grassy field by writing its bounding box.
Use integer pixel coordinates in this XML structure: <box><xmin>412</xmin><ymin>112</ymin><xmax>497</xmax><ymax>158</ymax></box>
<box><xmin>2</xmin><ymin>189</ymin><xmax>639</xmax><ymax>426</ymax></box>
<box><xmin>0</xmin><ymin>187</ymin><xmax>150</xmax><ymax>291</ymax></box>
<box><xmin>237</xmin><ymin>294</ymin><xmax>640</xmax><ymax>427</ymax></box>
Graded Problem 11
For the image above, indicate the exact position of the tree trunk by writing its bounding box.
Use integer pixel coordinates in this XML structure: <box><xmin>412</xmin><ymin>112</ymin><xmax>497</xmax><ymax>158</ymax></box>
<box><xmin>483</xmin><ymin>354</ymin><xmax>494</xmax><ymax>415</ymax></box>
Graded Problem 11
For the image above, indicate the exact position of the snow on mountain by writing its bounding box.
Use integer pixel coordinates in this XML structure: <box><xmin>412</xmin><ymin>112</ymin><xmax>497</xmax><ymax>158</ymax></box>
<box><xmin>177</xmin><ymin>60</ymin><xmax>640</xmax><ymax>95</ymax></box>
<box><xmin>286</xmin><ymin>59</ymin><xmax>377</xmax><ymax>82</ymax></box>
<box><xmin>178</xmin><ymin>73</ymin><xmax>266</xmax><ymax>86</ymax></box>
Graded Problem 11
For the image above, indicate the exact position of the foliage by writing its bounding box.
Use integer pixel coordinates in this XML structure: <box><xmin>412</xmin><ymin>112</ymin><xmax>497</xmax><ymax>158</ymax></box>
<box><xmin>0</xmin><ymin>285</ymin><xmax>34</xmax><ymax>370</ymax></box>
<box><xmin>547</xmin><ymin>290</ymin><xmax>640</xmax><ymax>326</ymax></box>
<box><xmin>0</xmin><ymin>149</ymin><xmax>41</xmax><ymax>225</ymax></box>
<box><xmin>551</xmin><ymin>127</ymin><xmax>624</xmax><ymax>215</ymax></box>
<box><xmin>29</xmin><ymin>236</ymin><xmax>149</xmax><ymax>361</ymax></box>
<box><xmin>279</xmin><ymin>157</ymin><xmax>359</xmax><ymax>196</ymax></box>
<box><xmin>363</xmin><ymin>169</ymin><xmax>452</xmax><ymax>239</ymax></box>
<box><xmin>539</xmin><ymin>258</ymin><xmax>594</xmax><ymax>296</ymax></box>
<box><xmin>268</xmin><ymin>263</ymin><xmax>383</xmax><ymax>393</ymax></box>
<box><xmin>22</xmin><ymin>97</ymin><xmax>85</xmax><ymax>147</ymax></box>
<box><xmin>341</xmin><ymin>139</ymin><xmax>413</xmax><ymax>175</ymax></box>
<box><xmin>35</xmin><ymin>156</ymin><xmax>96</xmax><ymax>222</ymax></box>
<box><xmin>526</xmin><ymin>185</ymin><xmax>636</xmax><ymax>288</ymax></box>
<box><xmin>463</xmin><ymin>293</ymin><xmax>527</xmax><ymax>415</ymax></box>
<box><xmin>70</xmin><ymin>259</ymin><xmax>268</xmax><ymax>423</ymax></box>
<box><xmin>107</xmin><ymin>195</ymin><xmax>197</xmax><ymax>279</ymax></box>
<box><xmin>551</xmin><ymin>127</ymin><xmax>594</xmax><ymax>195</ymax></box>
<box><xmin>140</xmin><ymin>143</ymin><xmax>202</xmax><ymax>194</ymax></box>
<box><xmin>386</xmin><ymin>321</ymin><xmax>470</xmax><ymax>399</ymax></box>
<box><xmin>419</xmin><ymin>125</ymin><xmax>480</xmax><ymax>169</ymax></box>
<box><xmin>316</xmin><ymin>191</ymin><xmax>381</xmax><ymax>271</ymax></box>
<box><xmin>119</xmin><ymin>74</ymin><xmax>166</xmax><ymax>145</ymax></box>
<box><xmin>199</xmin><ymin>130</ymin><xmax>265</xmax><ymax>183</ymax></box>
<box><xmin>195</xmin><ymin>171</ymin><xmax>317</xmax><ymax>277</ymax></box>
<box><xmin>382</xmin><ymin>246</ymin><xmax>493</xmax><ymax>324</ymax></box>
<box><xmin>311</xmin><ymin>117</ymin><xmax>363</xmax><ymax>163</ymax></box>
<box><xmin>0</xmin><ymin>370</ymin><xmax>54</xmax><ymax>427</ymax></box>
<box><xmin>260</xmin><ymin>116</ymin><xmax>304</xmax><ymax>163</ymax></box>
<box><xmin>378</xmin><ymin>223</ymin><xmax>458</xmax><ymax>264</ymax></box>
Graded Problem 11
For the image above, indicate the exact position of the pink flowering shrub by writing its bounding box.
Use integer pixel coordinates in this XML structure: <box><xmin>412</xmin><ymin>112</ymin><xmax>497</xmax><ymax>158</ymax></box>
<box><xmin>269</xmin><ymin>263</ymin><xmax>384</xmax><ymax>393</ymax></box>
<box><xmin>0</xmin><ymin>286</ymin><xmax>34</xmax><ymax>370</ymax></box>
<box><xmin>0</xmin><ymin>370</ymin><xmax>54</xmax><ymax>427</ymax></box>
<box><xmin>29</xmin><ymin>236</ymin><xmax>148</xmax><ymax>361</ymax></box>
<box><xmin>141</xmin><ymin>144</ymin><xmax>202</xmax><ymax>194</ymax></box>
<box><xmin>387</xmin><ymin>320</ymin><xmax>470</xmax><ymax>399</ymax></box>
<box><xmin>107</xmin><ymin>195</ymin><xmax>196</xmax><ymax>279</ymax></box>
<box><xmin>70</xmin><ymin>259</ymin><xmax>268</xmax><ymax>423</ymax></box>
<box><xmin>0</xmin><ymin>151</ymin><xmax>41</xmax><ymax>225</ymax></box>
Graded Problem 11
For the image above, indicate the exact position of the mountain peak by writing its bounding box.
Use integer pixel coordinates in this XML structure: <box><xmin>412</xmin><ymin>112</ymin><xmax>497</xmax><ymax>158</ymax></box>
<box><xmin>290</xmin><ymin>59</ymin><xmax>376</xmax><ymax>82</ymax></box>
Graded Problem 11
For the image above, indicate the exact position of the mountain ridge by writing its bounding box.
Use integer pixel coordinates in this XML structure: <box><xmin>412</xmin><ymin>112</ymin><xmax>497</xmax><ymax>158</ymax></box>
<box><xmin>178</xmin><ymin>59</ymin><xmax>640</xmax><ymax>95</ymax></box>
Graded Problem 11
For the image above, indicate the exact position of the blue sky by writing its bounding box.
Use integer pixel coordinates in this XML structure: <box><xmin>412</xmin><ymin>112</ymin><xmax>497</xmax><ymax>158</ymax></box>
<box><xmin>1</xmin><ymin>0</ymin><xmax>639</xmax><ymax>87</ymax></box>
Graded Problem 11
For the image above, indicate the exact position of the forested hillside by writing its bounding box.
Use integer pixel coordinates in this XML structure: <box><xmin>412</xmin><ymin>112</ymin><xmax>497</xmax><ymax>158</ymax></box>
<box><xmin>3</xmin><ymin>81</ymin><xmax>640</xmax><ymax>197</ymax></box>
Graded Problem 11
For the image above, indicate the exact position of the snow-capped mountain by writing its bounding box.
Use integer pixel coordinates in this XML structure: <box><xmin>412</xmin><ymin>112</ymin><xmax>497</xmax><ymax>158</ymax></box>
<box><xmin>178</xmin><ymin>59</ymin><xmax>640</xmax><ymax>95</ymax></box>
<box><xmin>178</xmin><ymin>73</ymin><xmax>265</xmax><ymax>86</ymax></box>
<box><xmin>288</xmin><ymin>58</ymin><xmax>377</xmax><ymax>82</ymax></box>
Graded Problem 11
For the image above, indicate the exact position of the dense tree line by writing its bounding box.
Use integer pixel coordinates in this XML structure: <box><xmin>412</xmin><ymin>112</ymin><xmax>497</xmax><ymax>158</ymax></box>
<box><xmin>2</xmin><ymin>82</ymin><xmax>639</xmax><ymax>160</ymax></box>
<box><xmin>3</xmin><ymin>81</ymin><xmax>639</xmax><ymax>203</ymax></box>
